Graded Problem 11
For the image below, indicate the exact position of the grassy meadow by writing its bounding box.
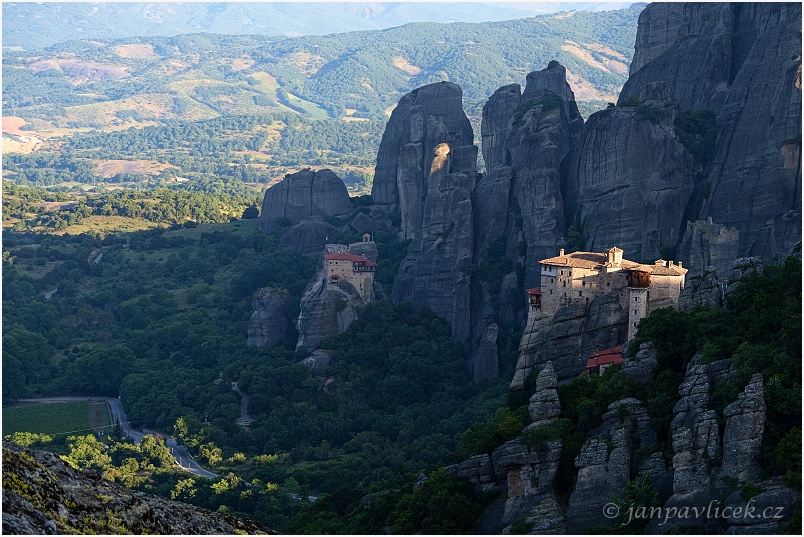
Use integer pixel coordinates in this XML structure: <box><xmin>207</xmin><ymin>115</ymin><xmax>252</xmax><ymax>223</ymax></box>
<box><xmin>2</xmin><ymin>401</ymin><xmax>112</xmax><ymax>436</ymax></box>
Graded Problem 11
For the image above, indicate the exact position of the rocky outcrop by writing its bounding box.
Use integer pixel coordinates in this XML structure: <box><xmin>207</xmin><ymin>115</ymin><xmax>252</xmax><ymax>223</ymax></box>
<box><xmin>469</xmin><ymin>323</ymin><xmax>499</xmax><ymax>383</ymax></box>
<box><xmin>443</xmin><ymin>454</ymin><xmax>498</xmax><ymax>492</ymax></box>
<box><xmin>722</xmin><ymin>483</ymin><xmax>800</xmax><ymax>534</ymax></box>
<box><xmin>646</xmin><ymin>357</ymin><xmax>735</xmax><ymax>533</ymax></box>
<box><xmin>511</xmin><ymin>293</ymin><xmax>627</xmax><ymax>389</ymax></box>
<box><xmin>259</xmin><ymin>169</ymin><xmax>351</xmax><ymax>231</ymax></box>
<box><xmin>492</xmin><ymin>439</ymin><xmax>564</xmax><ymax>528</ymax></box>
<box><xmin>278</xmin><ymin>217</ymin><xmax>339</xmax><ymax>258</ymax></box>
<box><xmin>246</xmin><ymin>287</ymin><xmax>291</xmax><ymax>348</ymax></box>
<box><xmin>679</xmin><ymin>256</ymin><xmax>762</xmax><ymax>311</ymax></box>
<box><xmin>564</xmin><ymin>102</ymin><xmax>695</xmax><ymax>261</ymax></box>
<box><xmin>721</xmin><ymin>373</ymin><xmax>765</xmax><ymax>483</ymax></box>
<box><xmin>2</xmin><ymin>443</ymin><xmax>274</xmax><ymax>535</ymax></box>
<box><xmin>299</xmin><ymin>349</ymin><xmax>334</xmax><ymax>377</ymax></box>
<box><xmin>622</xmin><ymin>3</ymin><xmax>802</xmax><ymax>262</ymax></box>
<box><xmin>295</xmin><ymin>276</ymin><xmax>359</xmax><ymax>352</ymax></box>
<box><xmin>623</xmin><ymin>341</ymin><xmax>658</xmax><ymax>383</ymax></box>
<box><xmin>677</xmin><ymin>218</ymin><xmax>740</xmax><ymax>278</ymax></box>
<box><xmin>566</xmin><ymin>398</ymin><xmax>658</xmax><ymax>533</ymax></box>
<box><xmin>527</xmin><ymin>361</ymin><xmax>560</xmax><ymax>425</ymax></box>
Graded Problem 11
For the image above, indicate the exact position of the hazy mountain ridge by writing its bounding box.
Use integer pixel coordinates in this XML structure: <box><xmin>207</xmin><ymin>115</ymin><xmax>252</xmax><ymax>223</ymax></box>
<box><xmin>2</xmin><ymin>2</ymin><xmax>634</xmax><ymax>51</ymax></box>
<box><xmin>3</xmin><ymin>6</ymin><xmax>641</xmax><ymax>134</ymax></box>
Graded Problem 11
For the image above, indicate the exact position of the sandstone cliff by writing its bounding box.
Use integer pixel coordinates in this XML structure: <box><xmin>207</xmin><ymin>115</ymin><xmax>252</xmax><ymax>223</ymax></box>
<box><xmin>564</xmin><ymin>101</ymin><xmax>695</xmax><ymax>261</ymax></box>
<box><xmin>381</xmin><ymin>83</ymin><xmax>478</xmax><ymax>356</ymax></box>
<box><xmin>621</xmin><ymin>2</ymin><xmax>802</xmax><ymax>262</ymax></box>
<box><xmin>259</xmin><ymin>168</ymin><xmax>351</xmax><ymax>231</ymax></box>
<box><xmin>2</xmin><ymin>443</ymin><xmax>274</xmax><ymax>535</ymax></box>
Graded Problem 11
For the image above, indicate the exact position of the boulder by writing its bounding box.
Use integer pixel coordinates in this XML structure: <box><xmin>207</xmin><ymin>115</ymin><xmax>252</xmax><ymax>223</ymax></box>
<box><xmin>278</xmin><ymin>217</ymin><xmax>339</xmax><ymax>258</ymax></box>
<box><xmin>259</xmin><ymin>169</ymin><xmax>351</xmax><ymax>231</ymax></box>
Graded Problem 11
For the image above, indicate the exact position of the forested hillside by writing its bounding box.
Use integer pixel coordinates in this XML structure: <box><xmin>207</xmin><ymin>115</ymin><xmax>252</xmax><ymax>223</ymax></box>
<box><xmin>2</xmin><ymin>211</ymin><xmax>511</xmax><ymax>530</ymax></box>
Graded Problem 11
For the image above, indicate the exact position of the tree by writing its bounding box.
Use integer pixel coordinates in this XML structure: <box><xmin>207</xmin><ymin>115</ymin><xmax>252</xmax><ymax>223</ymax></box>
<box><xmin>241</xmin><ymin>205</ymin><xmax>259</xmax><ymax>219</ymax></box>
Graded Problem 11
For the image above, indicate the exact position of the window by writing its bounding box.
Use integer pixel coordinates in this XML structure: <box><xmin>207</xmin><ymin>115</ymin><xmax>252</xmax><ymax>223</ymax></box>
<box><xmin>563</xmin><ymin>281</ymin><xmax>566</xmax><ymax>287</ymax></box>
<box><xmin>582</xmin><ymin>281</ymin><xmax>586</xmax><ymax>287</ymax></box>
<box><xmin>579</xmin><ymin>291</ymin><xmax>582</xmax><ymax>297</ymax></box>
<box><xmin>634</xmin><ymin>309</ymin><xmax>638</xmax><ymax>314</ymax></box>
<box><xmin>607</xmin><ymin>282</ymin><xmax>610</xmax><ymax>287</ymax></box>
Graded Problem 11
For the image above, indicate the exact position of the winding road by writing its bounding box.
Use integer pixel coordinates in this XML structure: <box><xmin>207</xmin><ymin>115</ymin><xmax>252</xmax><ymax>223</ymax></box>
<box><xmin>17</xmin><ymin>397</ymin><xmax>218</xmax><ymax>479</ymax></box>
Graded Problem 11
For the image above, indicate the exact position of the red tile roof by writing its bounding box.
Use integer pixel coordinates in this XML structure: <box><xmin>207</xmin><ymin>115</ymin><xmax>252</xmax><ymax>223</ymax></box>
<box><xmin>324</xmin><ymin>253</ymin><xmax>377</xmax><ymax>266</ymax></box>
<box><xmin>586</xmin><ymin>345</ymin><xmax>624</xmax><ymax>370</ymax></box>
<box><xmin>527</xmin><ymin>288</ymin><xmax>541</xmax><ymax>295</ymax></box>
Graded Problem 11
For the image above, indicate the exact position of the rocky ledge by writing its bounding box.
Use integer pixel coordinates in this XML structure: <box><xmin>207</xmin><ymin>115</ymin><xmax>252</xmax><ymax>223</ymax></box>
<box><xmin>2</xmin><ymin>443</ymin><xmax>275</xmax><ymax>535</ymax></box>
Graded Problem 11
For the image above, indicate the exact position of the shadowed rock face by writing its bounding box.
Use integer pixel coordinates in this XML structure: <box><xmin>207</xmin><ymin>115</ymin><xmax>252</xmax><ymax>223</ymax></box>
<box><xmin>259</xmin><ymin>169</ymin><xmax>351</xmax><ymax>231</ymax></box>
<box><xmin>371</xmin><ymin>82</ymin><xmax>474</xmax><ymax>210</ymax></box>
<box><xmin>621</xmin><ymin>2</ymin><xmax>802</xmax><ymax>261</ymax></box>
<box><xmin>2</xmin><ymin>443</ymin><xmax>275</xmax><ymax>535</ymax></box>
<box><xmin>478</xmin><ymin>63</ymin><xmax>584</xmax><ymax>289</ymax></box>
<box><xmin>278</xmin><ymin>217</ymin><xmax>340</xmax><ymax>258</ymax></box>
<box><xmin>564</xmin><ymin>104</ymin><xmax>695</xmax><ymax>262</ymax></box>
<box><xmin>247</xmin><ymin>288</ymin><xmax>291</xmax><ymax>348</ymax></box>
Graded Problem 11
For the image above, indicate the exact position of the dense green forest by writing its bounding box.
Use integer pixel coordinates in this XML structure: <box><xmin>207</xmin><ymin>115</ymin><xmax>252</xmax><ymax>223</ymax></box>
<box><xmin>2</xmin><ymin>212</ymin><xmax>511</xmax><ymax>531</ymax></box>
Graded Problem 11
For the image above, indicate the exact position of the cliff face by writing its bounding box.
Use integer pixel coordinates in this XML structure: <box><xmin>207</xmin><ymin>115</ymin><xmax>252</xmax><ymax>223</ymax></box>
<box><xmin>259</xmin><ymin>169</ymin><xmax>352</xmax><ymax>231</ymax></box>
<box><xmin>564</xmin><ymin>102</ymin><xmax>695</xmax><ymax>261</ymax></box>
<box><xmin>479</xmin><ymin>63</ymin><xmax>584</xmax><ymax>288</ymax></box>
<box><xmin>622</xmin><ymin>2</ymin><xmax>802</xmax><ymax>262</ymax></box>
<box><xmin>371</xmin><ymin>82</ymin><xmax>474</xmax><ymax>211</ymax></box>
<box><xmin>381</xmin><ymin>83</ymin><xmax>478</xmax><ymax>355</ymax></box>
<box><xmin>2</xmin><ymin>443</ymin><xmax>274</xmax><ymax>535</ymax></box>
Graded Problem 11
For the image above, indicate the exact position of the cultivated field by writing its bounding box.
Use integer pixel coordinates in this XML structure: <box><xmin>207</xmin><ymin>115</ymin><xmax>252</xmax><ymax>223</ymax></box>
<box><xmin>2</xmin><ymin>401</ymin><xmax>112</xmax><ymax>437</ymax></box>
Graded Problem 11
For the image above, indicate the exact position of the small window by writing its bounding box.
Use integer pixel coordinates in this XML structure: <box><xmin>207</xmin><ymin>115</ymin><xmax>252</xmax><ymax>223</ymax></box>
<box><xmin>582</xmin><ymin>281</ymin><xmax>586</xmax><ymax>287</ymax></box>
<box><xmin>607</xmin><ymin>282</ymin><xmax>610</xmax><ymax>287</ymax></box>
<box><xmin>579</xmin><ymin>291</ymin><xmax>582</xmax><ymax>297</ymax></box>
<box><xmin>634</xmin><ymin>309</ymin><xmax>638</xmax><ymax>314</ymax></box>
<box><xmin>563</xmin><ymin>281</ymin><xmax>566</xmax><ymax>287</ymax></box>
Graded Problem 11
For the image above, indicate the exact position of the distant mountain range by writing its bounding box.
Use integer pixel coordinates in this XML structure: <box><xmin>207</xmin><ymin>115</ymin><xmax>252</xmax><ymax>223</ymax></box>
<box><xmin>2</xmin><ymin>2</ymin><xmax>636</xmax><ymax>50</ymax></box>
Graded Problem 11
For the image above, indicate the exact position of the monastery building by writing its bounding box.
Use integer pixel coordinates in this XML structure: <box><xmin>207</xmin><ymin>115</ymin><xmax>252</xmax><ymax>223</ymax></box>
<box><xmin>528</xmin><ymin>246</ymin><xmax>688</xmax><ymax>340</ymax></box>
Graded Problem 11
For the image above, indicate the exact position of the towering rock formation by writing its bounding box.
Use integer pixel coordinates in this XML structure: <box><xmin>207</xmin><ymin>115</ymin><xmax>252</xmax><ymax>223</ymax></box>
<box><xmin>564</xmin><ymin>98</ymin><xmax>695</xmax><ymax>261</ymax></box>
<box><xmin>371</xmin><ymin>82</ymin><xmax>474</xmax><ymax>213</ymax></box>
<box><xmin>377</xmin><ymin>83</ymin><xmax>478</xmax><ymax>354</ymax></box>
<box><xmin>478</xmin><ymin>63</ymin><xmax>584</xmax><ymax>289</ymax></box>
<box><xmin>621</xmin><ymin>2</ymin><xmax>802</xmax><ymax>262</ymax></box>
<box><xmin>259</xmin><ymin>169</ymin><xmax>351</xmax><ymax>231</ymax></box>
